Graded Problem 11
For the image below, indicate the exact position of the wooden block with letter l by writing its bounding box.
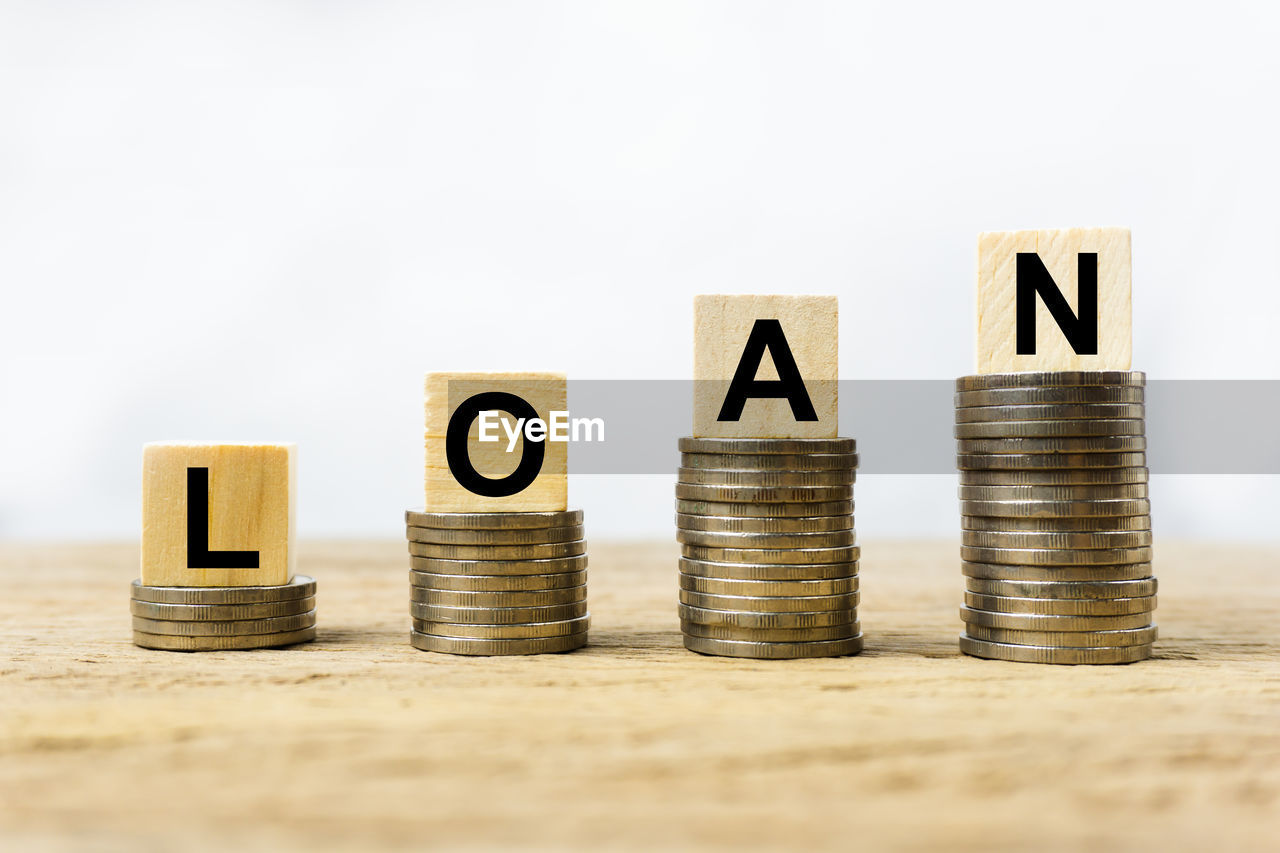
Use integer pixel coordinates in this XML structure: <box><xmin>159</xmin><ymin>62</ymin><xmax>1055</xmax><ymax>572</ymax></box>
<box><xmin>141</xmin><ymin>442</ymin><xmax>296</xmax><ymax>587</ymax></box>
<box><xmin>424</xmin><ymin>371</ymin><xmax>568</xmax><ymax>512</ymax></box>
<box><xmin>693</xmin><ymin>294</ymin><xmax>838</xmax><ymax>438</ymax></box>
<box><xmin>977</xmin><ymin>227</ymin><xmax>1132</xmax><ymax>373</ymax></box>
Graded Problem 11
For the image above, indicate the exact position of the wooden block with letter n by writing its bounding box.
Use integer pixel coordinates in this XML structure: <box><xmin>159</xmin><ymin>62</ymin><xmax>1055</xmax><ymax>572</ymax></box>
<box><xmin>424</xmin><ymin>371</ymin><xmax>568</xmax><ymax>512</ymax></box>
<box><xmin>977</xmin><ymin>227</ymin><xmax>1132</xmax><ymax>373</ymax></box>
<box><xmin>693</xmin><ymin>294</ymin><xmax>838</xmax><ymax>438</ymax></box>
<box><xmin>141</xmin><ymin>442</ymin><xmax>296</xmax><ymax>587</ymax></box>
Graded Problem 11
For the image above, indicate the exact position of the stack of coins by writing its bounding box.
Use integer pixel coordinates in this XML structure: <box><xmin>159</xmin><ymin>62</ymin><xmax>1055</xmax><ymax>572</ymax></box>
<box><xmin>675</xmin><ymin>437</ymin><xmax>862</xmax><ymax>659</ymax></box>
<box><xmin>955</xmin><ymin>371</ymin><xmax>1156</xmax><ymax>665</ymax></box>
<box><xmin>405</xmin><ymin>509</ymin><xmax>589</xmax><ymax>655</ymax></box>
<box><xmin>130</xmin><ymin>576</ymin><xmax>317</xmax><ymax>651</ymax></box>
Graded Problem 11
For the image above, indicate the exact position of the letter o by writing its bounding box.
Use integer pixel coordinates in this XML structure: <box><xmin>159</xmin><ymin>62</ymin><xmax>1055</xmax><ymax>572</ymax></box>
<box><xmin>445</xmin><ymin>392</ymin><xmax>546</xmax><ymax>497</ymax></box>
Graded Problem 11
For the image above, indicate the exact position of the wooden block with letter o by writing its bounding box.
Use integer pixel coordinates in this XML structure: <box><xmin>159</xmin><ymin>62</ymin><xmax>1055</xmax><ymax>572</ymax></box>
<box><xmin>424</xmin><ymin>371</ymin><xmax>568</xmax><ymax>512</ymax></box>
<box><xmin>141</xmin><ymin>442</ymin><xmax>296</xmax><ymax>587</ymax></box>
<box><xmin>693</xmin><ymin>294</ymin><xmax>838</xmax><ymax>438</ymax></box>
<box><xmin>977</xmin><ymin>227</ymin><xmax>1132</xmax><ymax>373</ymax></box>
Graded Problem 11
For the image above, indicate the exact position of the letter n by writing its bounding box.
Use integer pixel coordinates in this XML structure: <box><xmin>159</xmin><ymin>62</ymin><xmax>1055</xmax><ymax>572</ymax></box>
<box><xmin>1016</xmin><ymin>252</ymin><xmax>1099</xmax><ymax>355</ymax></box>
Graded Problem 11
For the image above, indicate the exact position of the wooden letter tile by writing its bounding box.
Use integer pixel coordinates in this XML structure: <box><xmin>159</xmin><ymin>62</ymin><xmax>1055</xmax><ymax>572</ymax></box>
<box><xmin>693</xmin><ymin>295</ymin><xmax>838</xmax><ymax>438</ymax></box>
<box><xmin>141</xmin><ymin>442</ymin><xmax>296</xmax><ymax>587</ymax></box>
<box><xmin>424</xmin><ymin>372</ymin><xmax>568</xmax><ymax>512</ymax></box>
<box><xmin>977</xmin><ymin>227</ymin><xmax>1132</xmax><ymax>373</ymax></box>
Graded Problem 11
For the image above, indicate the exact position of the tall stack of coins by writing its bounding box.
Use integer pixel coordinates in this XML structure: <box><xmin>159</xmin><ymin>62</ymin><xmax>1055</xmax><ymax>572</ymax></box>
<box><xmin>130</xmin><ymin>576</ymin><xmax>317</xmax><ymax>651</ymax></box>
<box><xmin>405</xmin><ymin>509</ymin><xmax>589</xmax><ymax>655</ymax></box>
<box><xmin>955</xmin><ymin>371</ymin><xmax>1156</xmax><ymax>665</ymax></box>
<box><xmin>675</xmin><ymin>437</ymin><xmax>862</xmax><ymax>659</ymax></box>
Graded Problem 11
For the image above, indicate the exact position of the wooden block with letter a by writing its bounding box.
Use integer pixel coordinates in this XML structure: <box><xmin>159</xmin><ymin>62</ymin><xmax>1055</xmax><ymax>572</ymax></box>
<box><xmin>141</xmin><ymin>442</ymin><xmax>296</xmax><ymax>587</ymax></box>
<box><xmin>977</xmin><ymin>227</ymin><xmax>1131</xmax><ymax>373</ymax></box>
<box><xmin>693</xmin><ymin>294</ymin><xmax>838</xmax><ymax>438</ymax></box>
<box><xmin>424</xmin><ymin>371</ymin><xmax>568</xmax><ymax>512</ymax></box>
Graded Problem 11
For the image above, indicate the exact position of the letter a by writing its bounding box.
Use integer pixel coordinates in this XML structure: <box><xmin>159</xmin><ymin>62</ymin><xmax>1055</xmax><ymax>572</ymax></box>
<box><xmin>717</xmin><ymin>319</ymin><xmax>819</xmax><ymax>422</ymax></box>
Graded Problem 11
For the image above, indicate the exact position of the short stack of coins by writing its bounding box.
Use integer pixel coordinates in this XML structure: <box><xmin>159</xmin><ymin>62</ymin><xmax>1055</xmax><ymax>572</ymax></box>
<box><xmin>955</xmin><ymin>371</ymin><xmax>1157</xmax><ymax>665</ymax></box>
<box><xmin>675</xmin><ymin>437</ymin><xmax>862</xmax><ymax>659</ymax></box>
<box><xmin>405</xmin><ymin>509</ymin><xmax>589</xmax><ymax>655</ymax></box>
<box><xmin>130</xmin><ymin>576</ymin><xmax>318</xmax><ymax>651</ymax></box>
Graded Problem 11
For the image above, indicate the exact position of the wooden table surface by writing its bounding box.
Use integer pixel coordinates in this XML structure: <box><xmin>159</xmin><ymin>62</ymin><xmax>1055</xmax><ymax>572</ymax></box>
<box><xmin>1</xmin><ymin>540</ymin><xmax>1277</xmax><ymax>851</ymax></box>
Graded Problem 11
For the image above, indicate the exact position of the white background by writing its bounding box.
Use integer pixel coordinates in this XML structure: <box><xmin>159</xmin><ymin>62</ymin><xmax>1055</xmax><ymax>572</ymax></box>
<box><xmin>1</xmin><ymin>1</ymin><xmax>1277</xmax><ymax>542</ymax></box>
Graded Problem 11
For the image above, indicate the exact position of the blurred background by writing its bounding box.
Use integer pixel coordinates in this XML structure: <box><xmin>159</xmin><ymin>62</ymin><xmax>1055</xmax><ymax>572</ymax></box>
<box><xmin>1</xmin><ymin>1</ymin><xmax>1277</xmax><ymax>542</ymax></box>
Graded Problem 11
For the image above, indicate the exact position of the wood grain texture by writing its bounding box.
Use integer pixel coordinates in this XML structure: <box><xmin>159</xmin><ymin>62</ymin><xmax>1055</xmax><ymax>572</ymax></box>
<box><xmin>423</xmin><ymin>372</ymin><xmax>568</xmax><ymax>511</ymax></box>
<box><xmin>2</xmin><ymin>539</ymin><xmax>1277</xmax><ymax>851</ymax></box>
<box><xmin>141</xmin><ymin>441</ymin><xmax>296</xmax><ymax>587</ymax></box>
<box><xmin>693</xmin><ymin>295</ymin><xmax>838</xmax><ymax>438</ymax></box>
<box><xmin>977</xmin><ymin>228</ymin><xmax>1132</xmax><ymax>373</ymax></box>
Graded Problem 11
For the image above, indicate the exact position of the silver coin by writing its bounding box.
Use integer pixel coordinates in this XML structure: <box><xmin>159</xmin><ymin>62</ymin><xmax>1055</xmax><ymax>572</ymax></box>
<box><xmin>409</xmin><ymin>554</ymin><xmax>588</xmax><ymax>576</ymax></box>
<box><xmin>681</xmin><ymin>544</ymin><xmax>860</xmax><ymax>565</ymax></box>
<box><xmin>412</xmin><ymin>614</ymin><xmax>590</xmax><ymax>639</ymax></box>
<box><xmin>681</xmin><ymin>620</ymin><xmax>861</xmax><ymax>643</ymax></box>
<box><xmin>955</xmin><ymin>372</ymin><xmax>1145</xmax><ymax>391</ymax></box>
<box><xmin>410</xmin><ymin>600</ymin><xmax>588</xmax><ymax>624</ymax></box>
<box><xmin>405</xmin><ymin>524</ymin><xmax>584</xmax><ymax>545</ymax></box>
<box><xmin>675</xmin><ymin>483</ymin><xmax>854</xmax><ymax>503</ymax></box>
<box><xmin>676</xmin><ymin>512</ymin><xmax>854</xmax><ymax>533</ymax></box>
<box><xmin>129</xmin><ymin>575</ymin><xmax>316</xmax><ymax>605</ymax></box>
<box><xmin>679</xmin><ymin>557</ymin><xmax>859</xmax><ymax>581</ymax></box>
<box><xmin>681</xmin><ymin>451</ymin><xmax>858</xmax><ymax>471</ymax></box>
<box><xmin>962</xmin><ymin>514</ymin><xmax>1151</xmax><ymax>532</ymax></box>
<box><xmin>959</xmin><ymin>545</ymin><xmax>1153</xmax><ymax>566</ymax></box>
<box><xmin>957</xmin><ymin>436</ymin><xmax>1147</xmax><ymax>455</ymax></box>
<box><xmin>132</xmin><ymin>610</ymin><xmax>317</xmax><ymax>637</ymax></box>
<box><xmin>404</xmin><ymin>508</ymin><xmax>583</xmax><ymax>529</ymax></box>
<box><xmin>679</xmin><ymin>574</ymin><xmax>858</xmax><ymax>597</ymax></box>
<box><xmin>959</xmin><ymin>635</ymin><xmax>1152</xmax><ymax>665</ymax></box>
<box><xmin>410</xmin><ymin>629</ymin><xmax>587</xmax><ymax>656</ymax></box>
<box><xmin>684</xmin><ymin>633</ymin><xmax>863</xmax><ymax>659</ymax></box>
<box><xmin>676</xmin><ymin>528</ymin><xmax>856</xmax><ymax>549</ymax></box>
<box><xmin>409</xmin><ymin>570</ymin><xmax>587</xmax><ymax>592</ymax></box>
<box><xmin>963</xmin><ymin>592</ymin><xmax>1156</xmax><ymax>616</ymax></box>
<box><xmin>965</xmin><ymin>577</ymin><xmax>1156</xmax><ymax>599</ymax></box>
<box><xmin>962</xmin><ymin>529</ymin><xmax>1153</xmax><ymax>549</ymax></box>
<box><xmin>677</xmin><ymin>467</ymin><xmax>856</xmax><ymax>487</ymax></box>
<box><xmin>679</xmin><ymin>589</ymin><xmax>859</xmax><ymax>613</ymax></box>
<box><xmin>679</xmin><ymin>437</ymin><xmax>856</xmax><ymax>454</ymax></box>
<box><xmin>133</xmin><ymin>625</ymin><xmax>317</xmax><ymax>652</ymax></box>
<box><xmin>955</xmin><ymin>403</ymin><xmax>1145</xmax><ymax>423</ymax></box>
<box><xmin>130</xmin><ymin>596</ymin><xmax>316</xmax><ymax>621</ymax></box>
<box><xmin>960</xmin><ymin>605</ymin><xmax>1153</xmax><ymax>631</ymax></box>
<box><xmin>409</xmin><ymin>584</ymin><xmax>587</xmax><ymax>607</ymax></box>
<box><xmin>955</xmin><ymin>387</ymin><xmax>1145</xmax><ymax>407</ymax></box>
<box><xmin>407</xmin><ymin>540</ymin><xmax>586</xmax><ymax>560</ymax></box>
<box><xmin>959</xmin><ymin>467</ymin><xmax>1148</xmax><ymax>486</ymax></box>
<box><xmin>676</xmin><ymin>499</ymin><xmax>854</xmax><ymax>518</ymax></box>
<box><xmin>959</xmin><ymin>483</ymin><xmax>1149</xmax><ymax>501</ymax></box>
<box><xmin>957</xmin><ymin>451</ymin><xmax>1147</xmax><ymax>470</ymax></box>
<box><xmin>956</xmin><ymin>419</ymin><xmax>1145</xmax><ymax>440</ymax></box>
<box><xmin>962</xmin><ymin>560</ymin><xmax>1154</xmax><ymax>582</ymax></box>
<box><xmin>963</xmin><ymin>624</ymin><xmax>1158</xmax><ymax>648</ymax></box>
<box><xmin>960</xmin><ymin>498</ymin><xmax>1151</xmax><ymax>519</ymax></box>
<box><xmin>679</xmin><ymin>603</ymin><xmax>855</xmax><ymax>629</ymax></box>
